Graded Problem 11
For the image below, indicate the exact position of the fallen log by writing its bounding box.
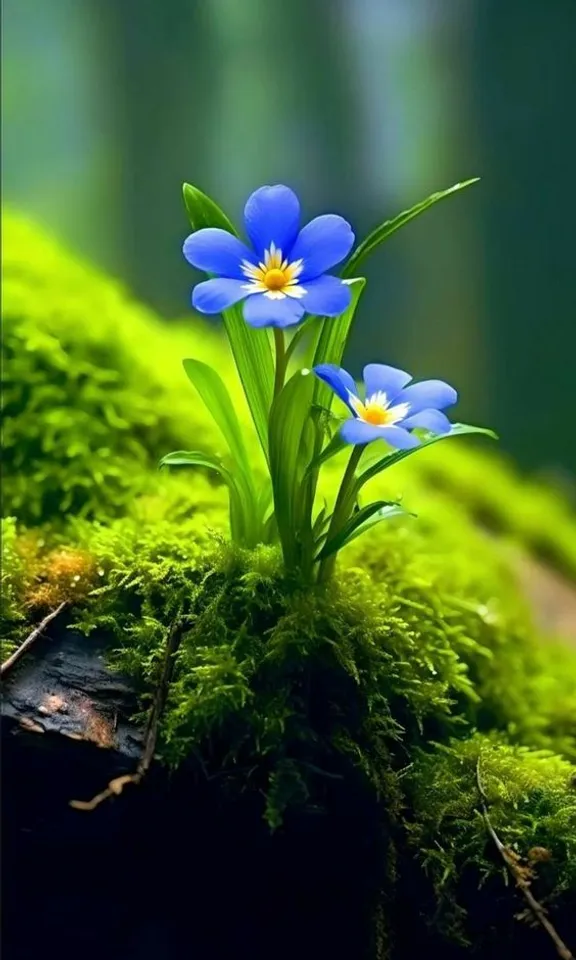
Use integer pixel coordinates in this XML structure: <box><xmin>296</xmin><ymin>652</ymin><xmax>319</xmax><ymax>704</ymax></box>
<box><xmin>1</xmin><ymin>623</ymin><xmax>384</xmax><ymax>960</ymax></box>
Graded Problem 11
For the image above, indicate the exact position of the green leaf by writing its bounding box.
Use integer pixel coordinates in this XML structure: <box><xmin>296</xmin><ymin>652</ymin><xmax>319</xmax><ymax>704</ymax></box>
<box><xmin>160</xmin><ymin>448</ymin><xmax>231</xmax><ymax>475</ymax></box>
<box><xmin>182</xmin><ymin>358</ymin><xmax>252</xmax><ymax>478</ymax></box>
<box><xmin>268</xmin><ymin>369</ymin><xmax>316</xmax><ymax>570</ymax></box>
<box><xmin>182</xmin><ymin>182</ymin><xmax>274</xmax><ymax>462</ymax></box>
<box><xmin>354</xmin><ymin>423</ymin><xmax>497</xmax><ymax>494</ymax></box>
<box><xmin>312</xmin><ymin>504</ymin><xmax>330</xmax><ymax>539</ymax></box>
<box><xmin>299</xmin><ymin>279</ymin><xmax>366</xmax><ymax>552</ymax></box>
<box><xmin>160</xmin><ymin>450</ymin><xmax>250</xmax><ymax>545</ymax></box>
<box><xmin>342</xmin><ymin>179</ymin><xmax>480</xmax><ymax>279</ymax></box>
<box><xmin>312</xmin><ymin>277</ymin><xmax>365</xmax><ymax>372</ymax></box>
<box><xmin>183</xmin><ymin>183</ymin><xmax>238</xmax><ymax>235</ymax></box>
<box><xmin>222</xmin><ymin>303</ymin><xmax>274</xmax><ymax>461</ymax></box>
<box><xmin>317</xmin><ymin>501</ymin><xmax>411</xmax><ymax>561</ymax></box>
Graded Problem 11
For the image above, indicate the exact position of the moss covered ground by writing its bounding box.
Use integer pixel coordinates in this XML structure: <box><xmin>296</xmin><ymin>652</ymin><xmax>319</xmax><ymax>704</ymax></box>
<box><xmin>2</xmin><ymin>211</ymin><xmax>576</xmax><ymax>958</ymax></box>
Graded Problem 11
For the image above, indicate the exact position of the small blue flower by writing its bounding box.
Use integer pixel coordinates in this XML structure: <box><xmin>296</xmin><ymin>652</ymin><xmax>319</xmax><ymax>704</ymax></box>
<box><xmin>183</xmin><ymin>185</ymin><xmax>355</xmax><ymax>328</ymax></box>
<box><xmin>313</xmin><ymin>362</ymin><xmax>457</xmax><ymax>449</ymax></box>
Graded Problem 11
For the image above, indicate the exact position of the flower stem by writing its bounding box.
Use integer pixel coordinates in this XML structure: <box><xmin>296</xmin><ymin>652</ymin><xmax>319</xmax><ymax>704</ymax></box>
<box><xmin>317</xmin><ymin>445</ymin><xmax>364</xmax><ymax>583</ymax></box>
<box><xmin>273</xmin><ymin>327</ymin><xmax>287</xmax><ymax>398</ymax></box>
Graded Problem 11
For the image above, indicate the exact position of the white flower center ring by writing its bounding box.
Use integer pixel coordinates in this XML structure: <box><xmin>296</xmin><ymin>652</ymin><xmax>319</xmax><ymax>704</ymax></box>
<box><xmin>241</xmin><ymin>242</ymin><xmax>306</xmax><ymax>301</ymax></box>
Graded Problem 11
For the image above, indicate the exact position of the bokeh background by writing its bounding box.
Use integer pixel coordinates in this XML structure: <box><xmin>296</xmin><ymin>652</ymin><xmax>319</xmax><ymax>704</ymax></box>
<box><xmin>3</xmin><ymin>0</ymin><xmax>575</xmax><ymax>477</ymax></box>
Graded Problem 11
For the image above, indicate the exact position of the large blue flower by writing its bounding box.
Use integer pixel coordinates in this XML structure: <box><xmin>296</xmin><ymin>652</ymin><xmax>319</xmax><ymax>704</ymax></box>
<box><xmin>183</xmin><ymin>185</ymin><xmax>355</xmax><ymax>328</ymax></box>
<box><xmin>314</xmin><ymin>362</ymin><xmax>457</xmax><ymax>449</ymax></box>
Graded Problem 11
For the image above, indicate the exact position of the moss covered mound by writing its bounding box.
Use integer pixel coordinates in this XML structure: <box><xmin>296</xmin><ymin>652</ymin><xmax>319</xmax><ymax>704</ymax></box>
<box><xmin>55</xmin><ymin>510</ymin><xmax>573</xmax><ymax>953</ymax></box>
<box><xmin>3</xmin><ymin>213</ymin><xmax>576</xmax><ymax>957</ymax></box>
<box><xmin>1</xmin><ymin>211</ymin><xmax>241</xmax><ymax>524</ymax></box>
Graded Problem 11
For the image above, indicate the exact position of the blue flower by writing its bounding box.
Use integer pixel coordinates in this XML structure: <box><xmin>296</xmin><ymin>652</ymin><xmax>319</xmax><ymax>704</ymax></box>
<box><xmin>183</xmin><ymin>185</ymin><xmax>355</xmax><ymax>328</ymax></box>
<box><xmin>313</xmin><ymin>362</ymin><xmax>457</xmax><ymax>449</ymax></box>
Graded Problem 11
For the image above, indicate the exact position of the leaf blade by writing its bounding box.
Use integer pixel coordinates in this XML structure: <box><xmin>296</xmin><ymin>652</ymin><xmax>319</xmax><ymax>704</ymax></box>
<box><xmin>182</xmin><ymin>358</ymin><xmax>252</xmax><ymax>477</ymax></box>
<box><xmin>342</xmin><ymin>179</ymin><xmax>480</xmax><ymax>278</ymax></box>
<box><xmin>317</xmin><ymin>501</ymin><xmax>411</xmax><ymax>561</ymax></box>
<box><xmin>354</xmin><ymin>423</ymin><xmax>497</xmax><ymax>494</ymax></box>
<box><xmin>268</xmin><ymin>369</ymin><xmax>316</xmax><ymax>570</ymax></box>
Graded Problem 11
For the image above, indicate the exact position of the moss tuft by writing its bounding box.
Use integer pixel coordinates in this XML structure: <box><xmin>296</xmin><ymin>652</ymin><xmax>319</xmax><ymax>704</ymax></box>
<box><xmin>404</xmin><ymin>734</ymin><xmax>576</xmax><ymax>952</ymax></box>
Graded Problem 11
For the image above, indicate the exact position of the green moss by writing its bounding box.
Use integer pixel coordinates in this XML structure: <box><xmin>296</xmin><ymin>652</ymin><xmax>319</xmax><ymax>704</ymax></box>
<box><xmin>401</xmin><ymin>441</ymin><xmax>576</xmax><ymax>581</ymax></box>
<box><xmin>404</xmin><ymin>734</ymin><xmax>576</xmax><ymax>953</ymax></box>
<box><xmin>0</xmin><ymin>517</ymin><xmax>31</xmax><ymax>657</ymax></box>
<box><xmin>320</xmin><ymin>437</ymin><xmax>576</xmax><ymax>584</ymax></box>
<box><xmin>1</xmin><ymin>211</ymin><xmax>244</xmax><ymax>525</ymax></box>
<box><xmin>64</xmin><ymin>512</ymin><xmax>576</xmax><ymax>955</ymax></box>
<box><xmin>71</xmin><ymin>492</ymin><xmax>576</xmax><ymax>798</ymax></box>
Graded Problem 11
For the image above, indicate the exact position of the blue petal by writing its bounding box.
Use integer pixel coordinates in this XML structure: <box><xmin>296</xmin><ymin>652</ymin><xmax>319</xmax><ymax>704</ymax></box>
<box><xmin>363</xmin><ymin>364</ymin><xmax>412</xmax><ymax>402</ymax></box>
<box><xmin>397</xmin><ymin>379</ymin><xmax>458</xmax><ymax>415</ymax></box>
<box><xmin>341</xmin><ymin>420</ymin><xmax>421</xmax><ymax>448</ymax></box>
<box><xmin>340</xmin><ymin>419</ymin><xmax>384</xmax><ymax>445</ymax></box>
<box><xmin>244</xmin><ymin>185</ymin><xmax>300</xmax><ymax>258</ymax></box>
<box><xmin>379</xmin><ymin>426</ymin><xmax>421</xmax><ymax>449</ymax></box>
<box><xmin>192</xmin><ymin>278</ymin><xmax>247</xmax><ymax>314</ymax></box>
<box><xmin>402</xmin><ymin>409</ymin><xmax>452</xmax><ymax>434</ymax></box>
<box><xmin>291</xmin><ymin>216</ymin><xmax>355</xmax><ymax>280</ymax></box>
<box><xmin>243</xmin><ymin>293</ymin><xmax>305</xmax><ymax>328</ymax></box>
<box><xmin>301</xmin><ymin>275</ymin><xmax>352</xmax><ymax>317</ymax></box>
<box><xmin>183</xmin><ymin>229</ymin><xmax>255</xmax><ymax>279</ymax></box>
<box><xmin>313</xmin><ymin>364</ymin><xmax>358</xmax><ymax>408</ymax></box>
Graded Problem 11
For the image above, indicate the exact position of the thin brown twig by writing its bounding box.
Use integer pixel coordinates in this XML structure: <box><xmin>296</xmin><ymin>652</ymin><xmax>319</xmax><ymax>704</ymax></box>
<box><xmin>476</xmin><ymin>757</ymin><xmax>574</xmax><ymax>960</ymax></box>
<box><xmin>1</xmin><ymin>601</ymin><xmax>68</xmax><ymax>676</ymax></box>
<box><xmin>70</xmin><ymin>623</ymin><xmax>183</xmax><ymax>811</ymax></box>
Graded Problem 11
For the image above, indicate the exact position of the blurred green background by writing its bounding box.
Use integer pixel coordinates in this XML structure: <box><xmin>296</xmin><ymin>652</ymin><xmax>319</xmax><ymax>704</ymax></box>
<box><xmin>3</xmin><ymin>0</ymin><xmax>575</xmax><ymax>478</ymax></box>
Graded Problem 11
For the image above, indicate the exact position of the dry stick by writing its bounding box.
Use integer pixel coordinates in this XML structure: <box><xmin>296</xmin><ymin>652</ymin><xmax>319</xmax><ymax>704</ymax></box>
<box><xmin>70</xmin><ymin>623</ymin><xmax>183</xmax><ymax>811</ymax></box>
<box><xmin>1</xmin><ymin>601</ymin><xmax>68</xmax><ymax>677</ymax></box>
<box><xmin>476</xmin><ymin>757</ymin><xmax>574</xmax><ymax>960</ymax></box>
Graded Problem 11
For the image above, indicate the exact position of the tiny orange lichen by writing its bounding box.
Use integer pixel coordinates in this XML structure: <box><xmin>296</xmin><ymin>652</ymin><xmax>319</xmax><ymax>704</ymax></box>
<box><xmin>25</xmin><ymin>548</ymin><xmax>97</xmax><ymax>610</ymax></box>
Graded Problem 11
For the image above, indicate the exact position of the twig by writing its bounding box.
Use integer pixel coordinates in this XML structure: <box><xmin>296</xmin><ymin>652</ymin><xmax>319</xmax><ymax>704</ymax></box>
<box><xmin>476</xmin><ymin>757</ymin><xmax>574</xmax><ymax>960</ymax></box>
<box><xmin>70</xmin><ymin>623</ymin><xmax>183</xmax><ymax>811</ymax></box>
<box><xmin>1</xmin><ymin>601</ymin><xmax>67</xmax><ymax>676</ymax></box>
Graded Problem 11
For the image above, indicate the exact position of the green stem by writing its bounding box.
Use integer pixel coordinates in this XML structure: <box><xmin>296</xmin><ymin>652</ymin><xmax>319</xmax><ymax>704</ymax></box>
<box><xmin>317</xmin><ymin>445</ymin><xmax>363</xmax><ymax>583</ymax></box>
<box><xmin>273</xmin><ymin>327</ymin><xmax>287</xmax><ymax>398</ymax></box>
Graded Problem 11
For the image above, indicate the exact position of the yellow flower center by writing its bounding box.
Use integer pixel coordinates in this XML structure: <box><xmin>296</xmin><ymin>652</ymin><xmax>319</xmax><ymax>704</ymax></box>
<box><xmin>362</xmin><ymin>401</ymin><xmax>395</xmax><ymax>426</ymax></box>
<box><xmin>264</xmin><ymin>267</ymin><xmax>289</xmax><ymax>290</ymax></box>
<box><xmin>349</xmin><ymin>391</ymin><xmax>411</xmax><ymax>428</ymax></box>
<box><xmin>241</xmin><ymin>242</ymin><xmax>305</xmax><ymax>300</ymax></box>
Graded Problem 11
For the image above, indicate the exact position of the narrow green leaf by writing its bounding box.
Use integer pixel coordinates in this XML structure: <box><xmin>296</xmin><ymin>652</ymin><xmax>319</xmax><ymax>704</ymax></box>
<box><xmin>312</xmin><ymin>504</ymin><xmax>330</xmax><ymax>539</ymax></box>
<box><xmin>160</xmin><ymin>449</ymin><xmax>230</xmax><ymax>473</ymax></box>
<box><xmin>355</xmin><ymin>423</ymin><xmax>497</xmax><ymax>494</ymax></box>
<box><xmin>317</xmin><ymin>501</ymin><xmax>410</xmax><ymax>561</ymax></box>
<box><xmin>222</xmin><ymin>303</ymin><xmax>274</xmax><ymax>460</ymax></box>
<box><xmin>312</xmin><ymin>277</ymin><xmax>365</xmax><ymax>371</ymax></box>
<box><xmin>183</xmin><ymin>183</ymin><xmax>238</xmax><ymax>235</ymax></box>
<box><xmin>182</xmin><ymin>182</ymin><xmax>274</xmax><ymax>461</ymax></box>
<box><xmin>297</xmin><ymin>279</ymin><xmax>366</xmax><ymax>551</ymax></box>
<box><xmin>182</xmin><ymin>358</ymin><xmax>252</xmax><ymax>477</ymax></box>
<box><xmin>160</xmin><ymin>450</ymin><xmax>250</xmax><ymax>545</ymax></box>
<box><xmin>342</xmin><ymin>178</ymin><xmax>480</xmax><ymax>279</ymax></box>
<box><xmin>268</xmin><ymin>369</ymin><xmax>316</xmax><ymax>569</ymax></box>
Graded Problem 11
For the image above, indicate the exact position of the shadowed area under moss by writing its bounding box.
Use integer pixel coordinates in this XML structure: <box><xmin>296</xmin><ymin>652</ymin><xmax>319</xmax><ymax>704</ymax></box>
<box><xmin>402</xmin><ymin>735</ymin><xmax>576</xmax><ymax>957</ymax></box>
